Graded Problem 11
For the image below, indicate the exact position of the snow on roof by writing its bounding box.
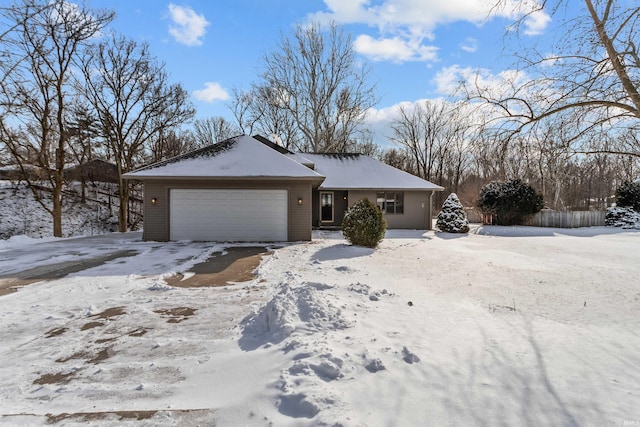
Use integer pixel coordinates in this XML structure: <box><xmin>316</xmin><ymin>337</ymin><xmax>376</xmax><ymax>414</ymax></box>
<box><xmin>251</xmin><ymin>135</ymin><xmax>316</xmax><ymax>168</ymax></box>
<box><xmin>286</xmin><ymin>153</ymin><xmax>315</xmax><ymax>168</ymax></box>
<box><xmin>124</xmin><ymin>135</ymin><xmax>324</xmax><ymax>180</ymax></box>
<box><xmin>301</xmin><ymin>153</ymin><xmax>444</xmax><ymax>191</ymax></box>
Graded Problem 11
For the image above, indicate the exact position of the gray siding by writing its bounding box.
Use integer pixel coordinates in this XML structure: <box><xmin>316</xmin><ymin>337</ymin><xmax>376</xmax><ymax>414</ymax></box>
<box><xmin>348</xmin><ymin>190</ymin><xmax>435</xmax><ymax>230</ymax></box>
<box><xmin>142</xmin><ymin>181</ymin><xmax>169</xmax><ymax>241</ymax></box>
<box><xmin>312</xmin><ymin>189</ymin><xmax>348</xmax><ymax>227</ymax></box>
<box><xmin>140</xmin><ymin>179</ymin><xmax>314</xmax><ymax>241</ymax></box>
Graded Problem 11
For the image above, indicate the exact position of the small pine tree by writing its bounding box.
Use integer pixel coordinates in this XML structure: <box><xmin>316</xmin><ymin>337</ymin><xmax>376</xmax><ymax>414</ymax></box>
<box><xmin>605</xmin><ymin>206</ymin><xmax>640</xmax><ymax>228</ymax></box>
<box><xmin>607</xmin><ymin>181</ymin><xmax>640</xmax><ymax>228</ymax></box>
<box><xmin>436</xmin><ymin>193</ymin><xmax>469</xmax><ymax>233</ymax></box>
<box><xmin>615</xmin><ymin>181</ymin><xmax>640</xmax><ymax>211</ymax></box>
<box><xmin>342</xmin><ymin>197</ymin><xmax>386</xmax><ymax>248</ymax></box>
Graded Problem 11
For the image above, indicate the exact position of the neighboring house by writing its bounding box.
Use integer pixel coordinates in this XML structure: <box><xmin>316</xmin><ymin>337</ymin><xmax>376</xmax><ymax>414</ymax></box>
<box><xmin>64</xmin><ymin>159</ymin><xmax>119</xmax><ymax>183</ymax></box>
<box><xmin>124</xmin><ymin>135</ymin><xmax>443</xmax><ymax>242</ymax></box>
<box><xmin>0</xmin><ymin>164</ymin><xmax>48</xmax><ymax>181</ymax></box>
<box><xmin>0</xmin><ymin>159</ymin><xmax>118</xmax><ymax>183</ymax></box>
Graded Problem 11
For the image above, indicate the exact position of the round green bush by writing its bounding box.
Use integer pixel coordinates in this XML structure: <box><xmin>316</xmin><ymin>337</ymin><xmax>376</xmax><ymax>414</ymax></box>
<box><xmin>477</xmin><ymin>179</ymin><xmax>543</xmax><ymax>225</ymax></box>
<box><xmin>342</xmin><ymin>197</ymin><xmax>386</xmax><ymax>248</ymax></box>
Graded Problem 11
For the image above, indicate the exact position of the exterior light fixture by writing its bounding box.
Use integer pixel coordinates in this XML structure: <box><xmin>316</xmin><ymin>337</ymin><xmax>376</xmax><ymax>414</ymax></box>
<box><xmin>151</xmin><ymin>197</ymin><xmax>158</xmax><ymax>205</ymax></box>
<box><xmin>297</xmin><ymin>197</ymin><xmax>303</xmax><ymax>206</ymax></box>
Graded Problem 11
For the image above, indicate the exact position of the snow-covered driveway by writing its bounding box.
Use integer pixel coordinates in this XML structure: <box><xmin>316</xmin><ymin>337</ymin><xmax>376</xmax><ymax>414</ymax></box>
<box><xmin>0</xmin><ymin>226</ymin><xmax>638</xmax><ymax>426</ymax></box>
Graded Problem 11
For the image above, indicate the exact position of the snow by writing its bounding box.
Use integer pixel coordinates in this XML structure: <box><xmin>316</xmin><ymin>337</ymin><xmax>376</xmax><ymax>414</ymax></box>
<box><xmin>301</xmin><ymin>153</ymin><xmax>444</xmax><ymax>190</ymax></box>
<box><xmin>0</xmin><ymin>181</ymin><xmax>120</xmax><ymax>239</ymax></box>
<box><xmin>1</xmin><ymin>226</ymin><xmax>639</xmax><ymax>426</ymax></box>
<box><xmin>124</xmin><ymin>135</ymin><xmax>323</xmax><ymax>179</ymax></box>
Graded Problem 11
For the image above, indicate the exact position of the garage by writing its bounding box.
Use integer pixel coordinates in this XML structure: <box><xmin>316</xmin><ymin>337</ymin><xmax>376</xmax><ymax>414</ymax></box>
<box><xmin>124</xmin><ymin>135</ymin><xmax>324</xmax><ymax>241</ymax></box>
<box><xmin>169</xmin><ymin>189</ymin><xmax>288</xmax><ymax>241</ymax></box>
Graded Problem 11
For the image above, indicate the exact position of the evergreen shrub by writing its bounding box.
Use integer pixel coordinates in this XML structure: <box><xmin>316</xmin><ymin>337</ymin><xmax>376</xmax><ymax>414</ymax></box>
<box><xmin>615</xmin><ymin>181</ymin><xmax>640</xmax><ymax>211</ymax></box>
<box><xmin>477</xmin><ymin>179</ymin><xmax>543</xmax><ymax>225</ymax></box>
<box><xmin>342</xmin><ymin>197</ymin><xmax>386</xmax><ymax>248</ymax></box>
<box><xmin>436</xmin><ymin>193</ymin><xmax>469</xmax><ymax>233</ymax></box>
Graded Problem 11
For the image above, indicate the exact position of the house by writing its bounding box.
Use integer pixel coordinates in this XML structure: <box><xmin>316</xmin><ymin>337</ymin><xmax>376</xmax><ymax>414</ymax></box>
<box><xmin>1</xmin><ymin>159</ymin><xmax>118</xmax><ymax>183</ymax></box>
<box><xmin>300</xmin><ymin>153</ymin><xmax>443</xmax><ymax>229</ymax></box>
<box><xmin>64</xmin><ymin>159</ymin><xmax>119</xmax><ymax>183</ymax></box>
<box><xmin>123</xmin><ymin>135</ymin><xmax>443</xmax><ymax>242</ymax></box>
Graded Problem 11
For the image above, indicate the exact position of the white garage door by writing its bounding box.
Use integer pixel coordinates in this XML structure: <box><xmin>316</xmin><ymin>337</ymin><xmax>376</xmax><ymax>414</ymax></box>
<box><xmin>169</xmin><ymin>189</ymin><xmax>288</xmax><ymax>241</ymax></box>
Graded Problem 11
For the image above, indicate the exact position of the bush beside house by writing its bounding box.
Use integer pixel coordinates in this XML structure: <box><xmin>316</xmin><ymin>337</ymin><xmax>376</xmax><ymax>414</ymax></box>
<box><xmin>342</xmin><ymin>198</ymin><xmax>386</xmax><ymax>248</ymax></box>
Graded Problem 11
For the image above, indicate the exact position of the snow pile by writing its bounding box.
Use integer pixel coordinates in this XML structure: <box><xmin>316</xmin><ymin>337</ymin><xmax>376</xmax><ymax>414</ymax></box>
<box><xmin>241</xmin><ymin>282</ymin><xmax>350</xmax><ymax>345</ymax></box>
<box><xmin>605</xmin><ymin>206</ymin><xmax>640</xmax><ymax>229</ymax></box>
<box><xmin>238</xmin><ymin>273</ymin><xmax>418</xmax><ymax>423</ymax></box>
<box><xmin>0</xmin><ymin>234</ymin><xmax>57</xmax><ymax>250</ymax></box>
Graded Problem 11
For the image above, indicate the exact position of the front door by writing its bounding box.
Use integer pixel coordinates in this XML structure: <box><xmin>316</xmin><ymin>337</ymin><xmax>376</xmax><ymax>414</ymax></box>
<box><xmin>320</xmin><ymin>192</ymin><xmax>333</xmax><ymax>222</ymax></box>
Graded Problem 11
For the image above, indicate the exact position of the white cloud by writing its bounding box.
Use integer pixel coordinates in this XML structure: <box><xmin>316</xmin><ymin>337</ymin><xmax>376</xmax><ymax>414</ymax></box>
<box><xmin>312</xmin><ymin>0</ymin><xmax>487</xmax><ymax>30</ymax></box>
<box><xmin>354</xmin><ymin>35</ymin><xmax>438</xmax><ymax>62</ymax></box>
<box><xmin>460</xmin><ymin>37</ymin><xmax>478</xmax><ymax>53</ymax></box>
<box><xmin>167</xmin><ymin>4</ymin><xmax>210</xmax><ymax>46</ymax></box>
<box><xmin>193</xmin><ymin>82</ymin><xmax>229</xmax><ymax>102</ymax></box>
<box><xmin>433</xmin><ymin>64</ymin><xmax>531</xmax><ymax>98</ymax></box>
<box><xmin>308</xmin><ymin>0</ymin><xmax>551</xmax><ymax>63</ymax></box>
<box><xmin>433</xmin><ymin>65</ymin><xmax>474</xmax><ymax>96</ymax></box>
<box><xmin>432</xmin><ymin>64</ymin><xmax>556</xmax><ymax>119</ymax></box>
<box><xmin>523</xmin><ymin>10</ymin><xmax>552</xmax><ymax>36</ymax></box>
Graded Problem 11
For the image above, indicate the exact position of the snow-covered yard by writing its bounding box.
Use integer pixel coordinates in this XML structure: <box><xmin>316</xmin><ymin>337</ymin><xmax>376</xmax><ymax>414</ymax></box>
<box><xmin>0</xmin><ymin>181</ymin><xmax>122</xmax><ymax>239</ymax></box>
<box><xmin>0</xmin><ymin>226</ymin><xmax>638</xmax><ymax>426</ymax></box>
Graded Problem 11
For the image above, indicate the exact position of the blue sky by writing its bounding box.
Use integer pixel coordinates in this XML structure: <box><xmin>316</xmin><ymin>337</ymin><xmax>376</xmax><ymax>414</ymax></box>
<box><xmin>89</xmin><ymin>0</ymin><xmax>562</xmax><ymax>145</ymax></box>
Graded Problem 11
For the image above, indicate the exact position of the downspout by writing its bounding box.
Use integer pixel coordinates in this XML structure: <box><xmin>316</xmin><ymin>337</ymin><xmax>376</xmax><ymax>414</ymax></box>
<box><xmin>427</xmin><ymin>191</ymin><xmax>434</xmax><ymax>230</ymax></box>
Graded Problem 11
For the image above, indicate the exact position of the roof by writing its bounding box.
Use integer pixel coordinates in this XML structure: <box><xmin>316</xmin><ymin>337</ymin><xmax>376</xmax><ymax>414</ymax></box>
<box><xmin>123</xmin><ymin>135</ymin><xmax>325</xmax><ymax>181</ymax></box>
<box><xmin>300</xmin><ymin>153</ymin><xmax>444</xmax><ymax>191</ymax></box>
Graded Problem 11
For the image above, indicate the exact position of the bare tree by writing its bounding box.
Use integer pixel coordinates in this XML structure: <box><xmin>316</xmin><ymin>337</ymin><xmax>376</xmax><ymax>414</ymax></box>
<box><xmin>148</xmin><ymin>129</ymin><xmax>198</xmax><ymax>163</ymax></box>
<box><xmin>80</xmin><ymin>33</ymin><xmax>195</xmax><ymax>232</ymax></box>
<box><xmin>235</xmin><ymin>22</ymin><xmax>377</xmax><ymax>153</ymax></box>
<box><xmin>230</xmin><ymin>87</ymin><xmax>260</xmax><ymax>136</ymax></box>
<box><xmin>67</xmin><ymin>103</ymin><xmax>102</xmax><ymax>203</ymax></box>
<box><xmin>191</xmin><ymin>116</ymin><xmax>239</xmax><ymax>147</ymax></box>
<box><xmin>0</xmin><ymin>0</ymin><xmax>113</xmax><ymax>237</ymax></box>
<box><xmin>388</xmin><ymin>100</ymin><xmax>475</xmax><ymax>206</ymax></box>
<box><xmin>467</xmin><ymin>0</ymin><xmax>640</xmax><ymax>158</ymax></box>
<box><xmin>389</xmin><ymin>100</ymin><xmax>471</xmax><ymax>181</ymax></box>
<box><xmin>230</xmin><ymin>85</ymin><xmax>303</xmax><ymax>150</ymax></box>
<box><xmin>389</xmin><ymin>102</ymin><xmax>443</xmax><ymax>182</ymax></box>
<box><xmin>380</xmin><ymin>148</ymin><xmax>416</xmax><ymax>175</ymax></box>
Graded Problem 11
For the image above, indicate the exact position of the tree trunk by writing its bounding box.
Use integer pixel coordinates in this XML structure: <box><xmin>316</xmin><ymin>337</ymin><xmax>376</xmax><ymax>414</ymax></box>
<box><xmin>117</xmin><ymin>172</ymin><xmax>128</xmax><ymax>232</ymax></box>
<box><xmin>585</xmin><ymin>0</ymin><xmax>640</xmax><ymax>116</ymax></box>
<box><xmin>53</xmin><ymin>171</ymin><xmax>63</xmax><ymax>237</ymax></box>
<box><xmin>52</xmin><ymin>148</ymin><xmax>65</xmax><ymax>237</ymax></box>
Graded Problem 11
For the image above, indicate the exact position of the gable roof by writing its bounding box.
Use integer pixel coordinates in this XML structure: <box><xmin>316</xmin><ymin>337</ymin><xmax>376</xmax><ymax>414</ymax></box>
<box><xmin>123</xmin><ymin>135</ymin><xmax>324</xmax><ymax>181</ymax></box>
<box><xmin>300</xmin><ymin>153</ymin><xmax>444</xmax><ymax>191</ymax></box>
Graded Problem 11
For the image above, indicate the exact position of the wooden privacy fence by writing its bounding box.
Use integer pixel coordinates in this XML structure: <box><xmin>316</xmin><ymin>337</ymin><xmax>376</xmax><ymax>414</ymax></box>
<box><xmin>524</xmin><ymin>210</ymin><xmax>606</xmax><ymax>228</ymax></box>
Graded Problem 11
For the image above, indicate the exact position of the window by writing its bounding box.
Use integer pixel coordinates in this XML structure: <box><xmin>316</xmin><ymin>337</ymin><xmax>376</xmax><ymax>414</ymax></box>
<box><xmin>376</xmin><ymin>192</ymin><xmax>404</xmax><ymax>214</ymax></box>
